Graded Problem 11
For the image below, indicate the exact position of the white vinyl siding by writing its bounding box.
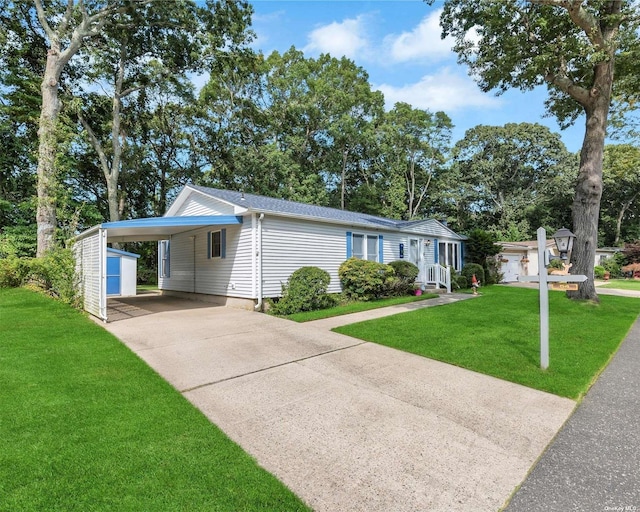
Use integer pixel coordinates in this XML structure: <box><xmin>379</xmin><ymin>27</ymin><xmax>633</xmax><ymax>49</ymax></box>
<box><xmin>175</xmin><ymin>193</ymin><xmax>237</xmax><ymax>216</ymax></box>
<box><xmin>260</xmin><ymin>216</ymin><xmax>347</xmax><ymax>297</ymax></box>
<box><xmin>158</xmin><ymin>222</ymin><xmax>254</xmax><ymax>298</ymax></box>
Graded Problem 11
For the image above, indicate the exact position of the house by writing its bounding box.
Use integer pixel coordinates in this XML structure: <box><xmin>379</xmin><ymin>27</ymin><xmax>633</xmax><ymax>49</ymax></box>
<box><xmin>497</xmin><ymin>240</ymin><xmax>558</xmax><ymax>283</ymax></box>
<box><xmin>497</xmin><ymin>240</ymin><xmax>622</xmax><ymax>282</ymax></box>
<box><xmin>74</xmin><ymin>185</ymin><xmax>466</xmax><ymax>321</ymax></box>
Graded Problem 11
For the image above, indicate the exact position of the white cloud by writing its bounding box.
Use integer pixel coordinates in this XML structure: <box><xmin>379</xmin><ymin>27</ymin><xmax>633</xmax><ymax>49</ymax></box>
<box><xmin>385</xmin><ymin>10</ymin><xmax>454</xmax><ymax>63</ymax></box>
<box><xmin>303</xmin><ymin>16</ymin><xmax>369</xmax><ymax>59</ymax></box>
<box><xmin>375</xmin><ymin>68</ymin><xmax>501</xmax><ymax>112</ymax></box>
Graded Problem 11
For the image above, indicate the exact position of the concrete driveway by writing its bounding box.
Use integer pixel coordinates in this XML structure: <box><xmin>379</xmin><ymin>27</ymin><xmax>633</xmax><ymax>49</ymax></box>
<box><xmin>101</xmin><ymin>295</ymin><xmax>575</xmax><ymax>512</ymax></box>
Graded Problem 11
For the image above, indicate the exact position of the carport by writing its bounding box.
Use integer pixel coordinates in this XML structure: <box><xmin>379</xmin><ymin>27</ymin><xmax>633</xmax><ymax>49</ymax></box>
<box><xmin>73</xmin><ymin>215</ymin><xmax>242</xmax><ymax>322</ymax></box>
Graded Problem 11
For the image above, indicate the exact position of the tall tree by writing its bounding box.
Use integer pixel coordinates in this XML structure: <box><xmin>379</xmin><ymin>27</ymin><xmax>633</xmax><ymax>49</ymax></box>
<box><xmin>378</xmin><ymin>103</ymin><xmax>452</xmax><ymax>220</ymax></box>
<box><xmin>73</xmin><ymin>0</ymin><xmax>251</xmax><ymax>222</ymax></box>
<box><xmin>436</xmin><ymin>0</ymin><xmax>640</xmax><ymax>300</ymax></box>
<box><xmin>445</xmin><ymin>123</ymin><xmax>574</xmax><ymax>239</ymax></box>
<box><xmin>600</xmin><ymin>144</ymin><xmax>640</xmax><ymax>245</ymax></box>
<box><xmin>32</xmin><ymin>0</ymin><xmax>154</xmax><ymax>255</ymax></box>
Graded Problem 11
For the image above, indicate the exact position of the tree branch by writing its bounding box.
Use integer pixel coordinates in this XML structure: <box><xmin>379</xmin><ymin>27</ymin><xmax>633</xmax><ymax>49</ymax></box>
<box><xmin>529</xmin><ymin>0</ymin><xmax>604</xmax><ymax>48</ymax></box>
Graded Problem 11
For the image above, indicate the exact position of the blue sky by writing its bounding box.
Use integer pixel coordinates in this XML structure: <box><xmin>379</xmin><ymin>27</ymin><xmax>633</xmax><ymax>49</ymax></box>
<box><xmin>248</xmin><ymin>0</ymin><xmax>586</xmax><ymax>153</ymax></box>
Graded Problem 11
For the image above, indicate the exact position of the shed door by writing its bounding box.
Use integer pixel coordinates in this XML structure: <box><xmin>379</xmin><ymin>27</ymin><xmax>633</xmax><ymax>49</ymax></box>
<box><xmin>106</xmin><ymin>256</ymin><xmax>121</xmax><ymax>296</ymax></box>
<box><xmin>502</xmin><ymin>255</ymin><xmax>521</xmax><ymax>283</ymax></box>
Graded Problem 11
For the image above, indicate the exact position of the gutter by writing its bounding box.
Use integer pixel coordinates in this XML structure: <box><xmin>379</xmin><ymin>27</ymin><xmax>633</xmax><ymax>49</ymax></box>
<box><xmin>254</xmin><ymin>213</ymin><xmax>264</xmax><ymax>311</ymax></box>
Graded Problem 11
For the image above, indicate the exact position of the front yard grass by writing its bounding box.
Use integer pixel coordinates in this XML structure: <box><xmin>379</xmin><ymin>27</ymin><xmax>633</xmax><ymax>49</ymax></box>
<box><xmin>599</xmin><ymin>279</ymin><xmax>640</xmax><ymax>291</ymax></box>
<box><xmin>0</xmin><ymin>288</ymin><xmax>309</xmax><ymax>512</ymax></box>
<box><xmin>334</xmin><ymin>286</ymin><xmax>640</xmax><ymax>400</ymax></box>
<box><xmin>283</xmin><ymin>292</ymin><xmax>439</xmax><ymax>322</ymax></box>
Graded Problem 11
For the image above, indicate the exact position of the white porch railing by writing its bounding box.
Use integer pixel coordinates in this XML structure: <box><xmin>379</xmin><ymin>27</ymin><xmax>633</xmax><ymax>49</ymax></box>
<box><xmin>423</xmin><ymin>264</ymin><xmax>451</xmax><ymax>293</ymax></box>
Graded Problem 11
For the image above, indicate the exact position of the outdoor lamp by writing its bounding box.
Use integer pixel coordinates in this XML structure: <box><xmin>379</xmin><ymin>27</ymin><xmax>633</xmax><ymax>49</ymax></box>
<box><xmin>425</xmin><ymin>239</ymin><xmax>431</xmax><ymax>246</ymax></box>
<box><xmin>552</xmin><ymin>227</ymin><xmax>575</xmax><ymax>260</ymax></box>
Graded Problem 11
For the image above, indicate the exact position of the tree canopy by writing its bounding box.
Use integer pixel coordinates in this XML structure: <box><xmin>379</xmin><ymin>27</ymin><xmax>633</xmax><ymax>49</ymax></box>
<box><xmin>434</xmin><ymin>0</ymin><xmax>640</xmax><ymax>300</ymax></box>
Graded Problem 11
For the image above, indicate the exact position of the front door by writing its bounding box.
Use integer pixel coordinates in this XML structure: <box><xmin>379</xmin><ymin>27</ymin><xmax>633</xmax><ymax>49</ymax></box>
<box><xmin>408</xmin><ymin>238</ymin><xmax>426</xmax><ymax>282</ymax></box>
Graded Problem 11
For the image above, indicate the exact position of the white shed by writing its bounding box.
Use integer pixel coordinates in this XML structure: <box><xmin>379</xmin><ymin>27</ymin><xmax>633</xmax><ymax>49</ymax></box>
<box><xmin>106</xmin><ymin>248</ymin><xmax>140</xmax><ymax>297</ymax></box>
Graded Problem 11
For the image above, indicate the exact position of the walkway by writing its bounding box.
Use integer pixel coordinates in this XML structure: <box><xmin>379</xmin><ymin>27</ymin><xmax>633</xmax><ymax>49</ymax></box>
<box><xmin>305</xmin><ymin>292</ymin><xmax>477</xmax><ymax>330</ymax></box>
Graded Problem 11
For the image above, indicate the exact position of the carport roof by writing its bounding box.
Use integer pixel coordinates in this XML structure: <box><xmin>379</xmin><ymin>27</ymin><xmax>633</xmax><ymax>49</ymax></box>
<box><xmin>76</xmin><ymin>215</ymin><xmax>243</xmax><ymax>242</ymax></box>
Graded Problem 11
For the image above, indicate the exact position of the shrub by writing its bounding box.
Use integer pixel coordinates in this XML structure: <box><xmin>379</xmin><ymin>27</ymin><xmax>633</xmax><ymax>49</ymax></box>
<box><xmin>388</xmin><ymin>260</ymin><xmax>419</xmax><ymax>296</ymax></box>
<box><xmin>451</xmin><ymin>273</ymin><xmax>468</xmax><ymax>290</ymax></box>
<box><xmin>461</xmin><ymin>263</ymin><xmax>485</xmax><ymax>288</ymax></box>
<box><xmin>594</xmin><ymin>265</ymin><xmax>606</xmax><ymax>279</ymax></box>
<box><xmin>338</xmin><ymin>258</ymin><xmax>396</xmax><ymax>300</ymax></box>
<box><xmin>269</xmin><ymin>266</ymin><xmax>337</xmax><ymax>315</ymax></box>
<box><xmin>0</xmin><ymin>248</ymin><xmax>81</xmax><ymax>307</ymax></box>
<box><xmin>602</xmin><ymin>252</ymin><xmax>626</xmax><ymax>278</ymax></box>
<box><xmin>548</xmin><ymin>258</ymin><xmax>565</xmax><ymax>270</ymax></box>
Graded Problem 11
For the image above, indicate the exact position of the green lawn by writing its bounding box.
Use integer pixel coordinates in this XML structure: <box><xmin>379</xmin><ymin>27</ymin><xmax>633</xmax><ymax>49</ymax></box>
<box><xmin>282</xmin><ymin>293</ymin><xmax>439</xmax><ymax>322</ymax></box>
<box><xmin>334</xmin><ymin>286</ymin><xmax>640</xmax><ymax>400</ymax></box>
<box><xmin>599</xmin><ymin>279</ymin><xmax>640</xmax><ymax>291</ymax></box>
<box><xmin>0</xmin><ymin>288</ymin><xmax>309</xmax><ymax>512</ymax></box>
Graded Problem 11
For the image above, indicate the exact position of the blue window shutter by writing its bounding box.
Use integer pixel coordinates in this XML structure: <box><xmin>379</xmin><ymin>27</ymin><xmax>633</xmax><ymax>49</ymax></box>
<box><xmin>346</xmin><ymin>231</ymin><xmax>352</xmax><ymax>258</ymax></box>
<box><xmin>378</xmin><ymin>235</ymin><xmax>384</xmax><ymax>263</ymax></box>
<box><xmin>221</xmin><ymin>228</ymin><xmax>226</xmax><ymax>259</ymax></box>
<box><xmin>433</xmin><ymin>238</ymin><xmax>439</xmax><ymax>263</ymax></box>
<box><xmin>207</xmin><ymin>231</ymin><xmax>211</xmax><ymax>259</ymax></box>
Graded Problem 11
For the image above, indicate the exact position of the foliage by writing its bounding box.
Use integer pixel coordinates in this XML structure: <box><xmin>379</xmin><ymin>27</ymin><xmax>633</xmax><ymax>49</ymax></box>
<box><xmin>338</xmin><ymin>258</ymin><xmax>395</xmax><ymax>301</ymax></box>
<box><xmin>0</xmin><ymin>248</ymin><xmax>80</xmax><ymax>307</ymax></box>
<box><xmin>483</xmin><ymin>256</ymin><xmax>503</xmax><ymax>285</ymax></box>
<box><xmin>461</xmin><ymin>263</ymin><xmax>484</xmax><ymax>288</ymax></box>
<box><xmin>0</xmin><ymin>288</ymin><xmax>309</xmax><ymax>511</ymax></box>
<box><xmin>548</xmin><ymin>258</ymin><xmax>566</xmax><ymax>270</ymax></box>
<box><xmin>623</xmin><ymin>240</ymin><xmax>640</xmax><ymax>264</ymax></box>
<box><xmin>335</xmin><ymin>286</ymin><xmax>640</xmax><ymax>399</ymax></box>
<box><xmin>451</xmin><ymin>273</ymin><xmax>468</xmax><ymax>290</ymax></box>
<box><xmin>269</xmin><ymin>266</ymin><xmax>337</xmax><ymax>315</ymax></box>
<box><xmin>594</xmin><ymin>265</ymin><xmax>606</xmax><ymax>280</ymax></box>
<box><xmin>600</xmin><ymin>145</ymin><xmax>640</xmax><ymax>245</ymax></box>
<box><xmin>444</xmin><ymin>123</ymin><xmax>574</xmax><ymax>237</ymax></box>
<box><xmin>602</xmin><ymin>252</ymin><xmax>627</xmax><ymax>279</ymax></box>
<box><xmin>464</xmin><ymin>229</ymin><xmax>501</xmax><ymax>266</ymax></box>
<box><xmin>0</xmin><ymin>224</ymin><xmax>37</xmax><ymax>258</ymax></box>
<box><xmin>388</xmin><ymin>260</ymin><xmax>419</xmax><ymax>296</ymax></box>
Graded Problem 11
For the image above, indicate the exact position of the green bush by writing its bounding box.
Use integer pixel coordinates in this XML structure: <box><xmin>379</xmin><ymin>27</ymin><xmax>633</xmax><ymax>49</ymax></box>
<box><xmin>338</xmin><ymin>257</ymin><xmax>396</xmax><ymax>300</ymax></box>
<box><xmin>451</xmin><ymin>273</ymin><xmax>468</xmax><ymax>290</ymax></box>
<box><xmin>594</xmin><ymin>265</ymin><xmax>606</xmax><ymax>279</ymax></box>
<box><xmin>388</xmin><ymin>260</ymin><xmax>419</xmax><ymax>296</ymax></box>
<box><xmin>461</xmin><ymin>263</ymin><xmax>485</xmax><ymax>288</ymax></box>
<box><xmin>269</xmin><ymin>266</ymin><xmax>337</xmax><ymax>315</ymax></box>
<box><xmin>548</xmin><ymin>258</ymin><xmax>566</xmax><ymax>270</ymax></box>
<box><xmin>0</xmin><ymin>248</ymin><xmax>81</xmax><ymax>307</ymax></box>
<box><xmin>602</xmin><ymin>252</ymin><xmax>626</xmax><ymax>278</ymax></box>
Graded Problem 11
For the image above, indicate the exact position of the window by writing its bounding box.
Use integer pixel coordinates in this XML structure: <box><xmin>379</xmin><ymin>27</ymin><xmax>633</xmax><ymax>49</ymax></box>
<box><xmin>347</xmin><ymin>232</ymin><xmax>382</xmax><ymax>262</ymax></box>
<box><xmin>159</xmin><ymin>240</ymin><xmax>170</xmax><ymax>278</ymax></box>
<box><xmin>438</xmin><ymin>241</ymin><xmax>461</xmax><ymax>271</ymax></box>
<box><xmin>208</xmin><ymin>229</ymin><xmax>226</xmax><ymax>259</ymax></box>
<box><xmin>210</xmin><ymin>230</ymin><xmax>222</xmax><ymax>258</ymax></box>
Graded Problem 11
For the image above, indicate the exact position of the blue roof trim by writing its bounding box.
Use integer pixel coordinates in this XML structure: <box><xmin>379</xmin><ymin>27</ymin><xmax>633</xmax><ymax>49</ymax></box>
<box><xmin>102</xmin><ymin>215</ymin><xmax>243</xmax><ymax>229</ymax></box>
<box><xmin>106</xmin><ymin>248</ymin><xmax>141</xmax><ymax>258</ymax></box>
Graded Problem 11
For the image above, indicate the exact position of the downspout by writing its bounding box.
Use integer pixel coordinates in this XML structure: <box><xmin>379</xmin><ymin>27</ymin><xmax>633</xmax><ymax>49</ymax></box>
<box><xmin>254</xmin><ymin>213</ymin><xmax>264</xmax><ymax>311</ymax></box>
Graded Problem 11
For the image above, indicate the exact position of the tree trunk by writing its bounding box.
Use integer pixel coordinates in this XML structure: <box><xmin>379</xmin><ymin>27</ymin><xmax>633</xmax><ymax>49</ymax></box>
<box><xmin>568</xmin><ymin>82</ymin><xmax>611</xmax><ymax>301</ymax></box>
<box><xmin>36</xmin><ymin>49</ymin><xmax>62</xmax><ymax>256</ymax></box>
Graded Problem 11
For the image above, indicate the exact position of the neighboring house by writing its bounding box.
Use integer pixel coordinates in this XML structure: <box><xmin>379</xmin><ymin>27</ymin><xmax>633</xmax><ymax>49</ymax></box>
<box><xmin>497</xmin><ymin>240</ymin><xmax>558</xmax><ymax>283</ymax></box>
<box><xmin>497</xmin><ymin>240</ymin><xmax>621</xmax><ymax>282</ymax></box>
<box><xmin>74</xmin><ymin>185</ymin><xmax>466</xmax><ymax>321</ymax></box>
